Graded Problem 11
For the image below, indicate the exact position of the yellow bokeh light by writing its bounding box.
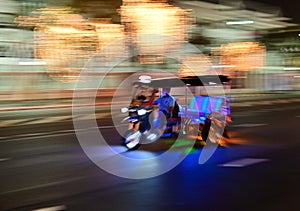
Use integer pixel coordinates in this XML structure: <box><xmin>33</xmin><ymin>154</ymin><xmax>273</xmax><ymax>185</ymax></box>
<box><xmin>16</xmin><ymin>7</ymin><xmax>126</xmax><ymax>82</ymax></box>
<box><xmin>120</xmin><ymin>0</ymin><xmax>194</xmax><ymax>63</ymax></box>
<box><xmin>14</xmin><ymin>1</ymin><xmax>194</xmax><ymax>81</ymax></box>
<box><xmin>220</xmin><ymin>42</ymin><xmax>266</xmax><ymax>74</ymax></box>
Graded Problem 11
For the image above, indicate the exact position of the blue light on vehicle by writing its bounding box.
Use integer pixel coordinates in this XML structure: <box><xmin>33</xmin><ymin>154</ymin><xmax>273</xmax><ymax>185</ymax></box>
<box><xmin>200</xmin><ymin>116</ymin><xmax>206</xmax><ymax>121</ymax></box>
<box><xmin>202</xmin><ymin>97</ymin><xmax>209</xmax><ymax>113</ymax></box>
<box><xmin>161</xmin><ymin>133</ymin><xmax>172</xmax><ymax>138</ymax></box>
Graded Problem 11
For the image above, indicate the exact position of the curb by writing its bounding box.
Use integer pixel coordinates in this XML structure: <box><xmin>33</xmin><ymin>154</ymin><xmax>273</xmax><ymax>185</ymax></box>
<box><xmin>0</xmin><ymin>93</ymin><xmax>298</xmax><ymax>112</ymax></box>
<box><xmin>0</xmin><ymin>102</ymin><xmax>112</xmax><ymax>112</ymax></box>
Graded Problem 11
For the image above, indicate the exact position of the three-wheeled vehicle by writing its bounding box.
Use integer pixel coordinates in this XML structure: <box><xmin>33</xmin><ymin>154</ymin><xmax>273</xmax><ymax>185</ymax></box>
<box><xmin>121</xmin><ymin>74</ymin><xmax>231</xmax><ymax>149</ymax></box>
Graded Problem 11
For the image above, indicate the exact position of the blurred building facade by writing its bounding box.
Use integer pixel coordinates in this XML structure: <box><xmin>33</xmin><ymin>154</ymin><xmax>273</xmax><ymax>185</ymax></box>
<box><xmin>0</xmin><ymin>0</ymin><xmax>299</xmax><ymax>101</ymax></box>
<box><xmin>174</xmin><ymin>0</ymin><xmax>299</xmax><ymax>90</ymax></box>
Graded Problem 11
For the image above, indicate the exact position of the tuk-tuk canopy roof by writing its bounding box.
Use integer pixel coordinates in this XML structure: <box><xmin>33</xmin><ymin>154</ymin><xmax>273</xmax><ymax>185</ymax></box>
<box><xmin>133</xmin><ymin>75</ymin><xmax>230</xmax><ymax>88</ymax></box>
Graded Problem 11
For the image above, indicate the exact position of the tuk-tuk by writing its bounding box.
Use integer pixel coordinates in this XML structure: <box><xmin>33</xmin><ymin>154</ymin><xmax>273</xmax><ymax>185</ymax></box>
<box><xmin>121</xmin><ymin>74</ymin><xmax>231</xmax><ymax>149</ymax></box>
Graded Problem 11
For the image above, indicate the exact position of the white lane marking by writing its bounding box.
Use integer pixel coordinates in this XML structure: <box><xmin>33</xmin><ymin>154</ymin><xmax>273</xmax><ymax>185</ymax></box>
<box><xmin>73</xmin><ymin>114</ymin><xmax>106</xmax><ymax>120</ymax></box>
<box><xmin>32</xmin><ymin>205</ymin><xmax>67</xmax><ymax>211</ymax></box>
<box><xmin>96</xmin><ymin>113</ymin><xmax>111</xmax><ymax>118</ymax></box>
<box><xmin>0</xmin><ymin>112</ymin><xmax>115</xmax><ymax>128</ymax></box>
<box><xmin>0</xmin><ymin>116</ymin><xmax>71</xmax><ymax>127</ymax></box>
<box><xmin>73</xmin><ymin>114</ymin><xmax>94</xmax><ymax>121</ymax></box>
<box><xmin>0</xmin><ymin>176</ymin><xmax>89</xmax><ymax>195</ymax></box>
<box><xmin>0</xmin><ymin>132</ymin><xmax>48</xmax><ymax>141</ymax></box>
<box><xmin>0</xmin><ymin>132</ymin><xmax>74</xmax><ymax>143</ymax></box>
<box><xmin>27</xmin><ymin>116</ymin><xmax>71</xmax><ymax>124</ymax></box>
<box><xmin>0</xmin><ymin>124</ymin><xmax>127</xmax><ymax>142</ymax></box>
<box><xmin>0</xmin><ymin>118</ymin><xmax>37</xmax><ymax>127</ymax></box>
<box><xmin>0</xmin><ymin>157</ymin><xmax>11</xmax><ymax>162</ymax></box>
<box><xmin>96</xmin><ymin>125</ymin><xmax>117</xmax><ymax>129</ymax></box>
<box><xmin>219</xmin><ymin>158</ymin><xmax>269</xmax><ymax>167</ymax></box>
<box><xmin>232</xmin><ymin>123</ymin><xmax>268</xmax><ymax>127</ymax></box>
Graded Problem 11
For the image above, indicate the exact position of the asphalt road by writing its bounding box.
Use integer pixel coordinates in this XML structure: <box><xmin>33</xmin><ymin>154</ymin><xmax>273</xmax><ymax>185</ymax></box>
<box><xmin>0</xmin><ymin>102</ymin><xmax>299</xmax><ymax>211</ymax></box>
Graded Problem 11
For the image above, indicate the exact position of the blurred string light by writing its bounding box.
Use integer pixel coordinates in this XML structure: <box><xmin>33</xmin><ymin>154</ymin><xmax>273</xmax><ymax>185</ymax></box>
<box><xmin>178</xmin><ymin>54</ymin><xmax>213</xmax><ymax>77</ymax></box>
<box><xmin>226</xmin><ymin>20</ymin><xmax>254</xmax><ymax>25</ymax></box>
<box><xmin>120</xmin><ymin>0</ymin><xmax>194</xmax><ymax>64</ymax></box>
<box><xmin>18</xmin><ymin>61</ymin><xmax>47</xmax><ymax>65</ymax></box>
<box><xmin>15</xmin><ymin>7</ymin><xmax>98</xmax><ymax>82</ymax></box>
<box><xmin>283</xmin><ymin>67</ymin><xmax>300</xmax><ymax>70</ymax></box>
<box><xmin>90</xmin><ymin>18</ymin><xmax>125</xmax><ymax>54</ymax></box>
<box><xmin>15</xmin><ymin>7</ymin><xmax>126</xmax><ymax>82</ymax></box>
<box><xmin>14</xmin><ymin>1</ymin><xmax>194</xmax><ymax>81</ymax></box>
<box><xmin>219</xmin><ymin>42</ymin><xmax>266</xmax><ymax>75</ymax></box>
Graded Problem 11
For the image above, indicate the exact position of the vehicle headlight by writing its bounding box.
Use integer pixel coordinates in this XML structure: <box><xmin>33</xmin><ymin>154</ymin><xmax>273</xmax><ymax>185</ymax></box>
<box><xmin>121</xmin><ymin>107</ymin><xmax>129</xmax><ymax>113</ymax></box>
<box><xmin>138</xmin><ymin>109</ymin><xmax>147</xmax><ymax>115</ymax></box>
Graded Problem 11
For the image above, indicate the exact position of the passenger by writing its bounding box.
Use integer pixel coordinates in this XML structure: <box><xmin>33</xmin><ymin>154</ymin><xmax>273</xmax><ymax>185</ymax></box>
<box><xmin>154</xmin><ymin>88</ymin><xmax>178</xmax><ymax>118</ymax></box>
